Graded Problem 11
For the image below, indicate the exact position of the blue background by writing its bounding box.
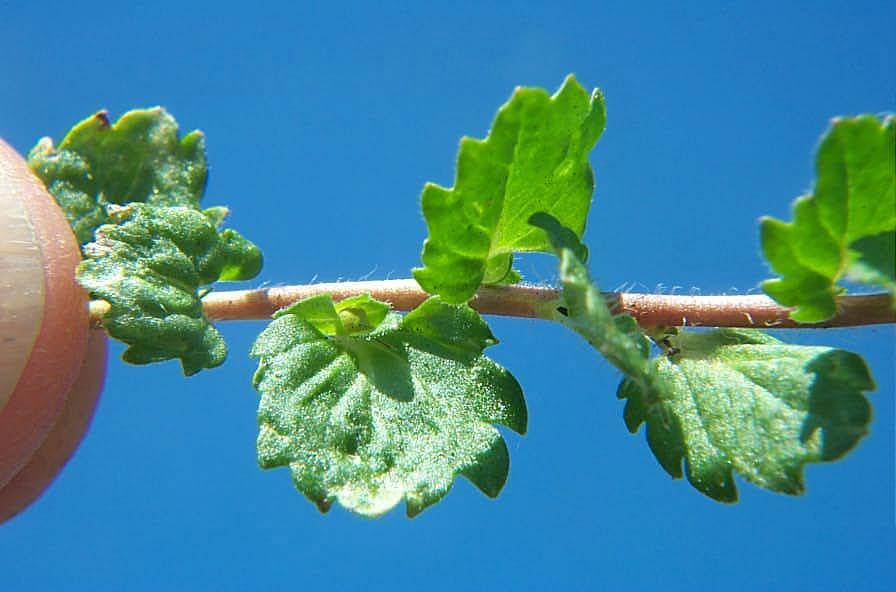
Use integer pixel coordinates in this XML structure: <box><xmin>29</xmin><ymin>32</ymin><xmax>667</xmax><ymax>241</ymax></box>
<box><xmin>2</xmin><ymin>1</ymin><xmax>894</xmax><ymax>589</ymax></box>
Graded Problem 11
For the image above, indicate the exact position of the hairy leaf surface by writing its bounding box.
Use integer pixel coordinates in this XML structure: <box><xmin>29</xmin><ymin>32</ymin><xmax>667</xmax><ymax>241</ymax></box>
<box><xmin>761</xmin><ymin>116</ymin><xmax>895</xmax><ymax>321</ymax></box>
<box><xmin>534</xmin><ymin>213</ymin><xmax>875</xmax><ymax>502</ymax></box>
<box><xmin>619</xmin><ymin>330</ymin><xmax>874</xmax><ymax>501</ymax></box>
<box><xmin>414</xmin><ymin>75</ymin><xmax>606</xmax><ymax>303</ymax></box>
<box><xmin>79</xmin><ymin>204</ymin><xmax>262</xmax><ymax>375</ymax></box>
<box><xmin>250</xmin><ymin>295</ymin><xmax>527</xmax><ymax>517</ymax></box>
<box><xmin>29</xmin><ymin>108</ymin><xmax>208</xmax><ymax>245</ymax></box>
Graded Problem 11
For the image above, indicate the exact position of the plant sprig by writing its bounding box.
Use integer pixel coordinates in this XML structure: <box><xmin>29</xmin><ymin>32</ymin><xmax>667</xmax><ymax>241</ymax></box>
<box><xmin>30</xmin><ymin>77</ymin><xmax>895</xmax><ymax>517</ymax></box>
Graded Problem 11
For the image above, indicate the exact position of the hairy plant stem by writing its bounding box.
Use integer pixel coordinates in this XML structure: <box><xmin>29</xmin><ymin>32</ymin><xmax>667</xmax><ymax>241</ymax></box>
<box><xmin>88</xmin><ymin>279</ymin><xmax>894</xmax><ymax>329</ymax></box>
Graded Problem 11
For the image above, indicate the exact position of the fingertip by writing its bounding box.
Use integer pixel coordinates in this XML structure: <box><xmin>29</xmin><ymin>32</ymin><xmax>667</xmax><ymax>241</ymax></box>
<box><xmin>0</xmin><ymin>139</ymin><xmax>92</xmax><ymax>490</ymax></box>
<box><xmin>0</xmin><ymin>330</ymin><xmax>107</xmax><ymax>523</ymax></box>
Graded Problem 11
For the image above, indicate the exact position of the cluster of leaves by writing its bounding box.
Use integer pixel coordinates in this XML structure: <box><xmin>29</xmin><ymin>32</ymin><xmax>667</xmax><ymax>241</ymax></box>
<box><xmin>33</xmin><ymin>77</ymin><xmax>893</xmax><ymax>517</ymax></box>
<box><xmin>29</xmin><ymin>108</ymin><xmax>262</xmax><ymax>374</ymax></box>
<box><xmin>405</xmin><ymin>79</ymin><xmax>887</xmax><ymax>508</ymax></box>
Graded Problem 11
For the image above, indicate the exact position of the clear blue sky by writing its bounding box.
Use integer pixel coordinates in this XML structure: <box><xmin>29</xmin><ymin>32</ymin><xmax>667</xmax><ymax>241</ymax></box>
<box><xmin>2</xmin><ymin>2</ymin><xmax>894</xmax><ymax>590</ymax></box>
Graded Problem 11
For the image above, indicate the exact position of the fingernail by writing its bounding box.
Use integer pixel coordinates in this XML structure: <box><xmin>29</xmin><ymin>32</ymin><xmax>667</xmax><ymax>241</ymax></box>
<box><xmin>0</xmin><ymin>152</ymin><xmax>46</xmax><ymax>412</ymax></box>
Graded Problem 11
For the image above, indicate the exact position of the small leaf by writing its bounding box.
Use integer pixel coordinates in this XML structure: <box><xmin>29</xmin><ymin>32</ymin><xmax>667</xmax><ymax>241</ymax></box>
<box><xmin>400</xmin><ymin>295</ymin><xmax>498</xmax><ymax>359</ymax></box>
<box><xmin>250</xmin><ymin>295</ymin><xmax>527</xmax><ymax>517</ymax></box>
<box><xmin>618</xmin><ymin>329</ymin><xmax>875</xmax><ymax>501</ymax></box>
<box><xmin>761</xmin><ymin>115</ymin><xmax>895</xmax><ymax>321</ymax></box>
<box><xmin>414</xmin><ymin>75</ymin><xmax>606</xmax><ymax>303</ymax></box>
<box><xmin>79</xmin><ymin>204</ymin><xmax>262</xmax><ymax>375</ymax></box>
<box><xmin>28</xmin><ymin>108</ymin><xmax>208</xmax><ymax>246</ymax></box>
<box><xmin>276</xmin><ymin>293</ymin><xmax>391</xmax><ymax>336</ymax></box>
<box><xmin>276</xmin><ymin>294</ymin><xmax>344</xmax><ymax>334</ymax></box>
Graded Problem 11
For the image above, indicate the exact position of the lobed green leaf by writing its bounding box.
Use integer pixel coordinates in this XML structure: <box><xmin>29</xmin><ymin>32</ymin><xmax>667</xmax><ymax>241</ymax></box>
<box><xmin>414</xmin><ymin>75</ymin><xmax>606</xmax><ymax>303</ymax></box>
<box><xmin>761</xmin><ymin>116</ymin><xmax>895</xmax><ymax>322</ymax></box>
<box><xmin>250</xmin><ymin>295</ymin><xmax>527</xmax><ymax>517</ymax></box>
<box><xmin>79</xmin><ymin>204</ymin><xmax>262</xmax><ymax>375</ymax></box>
<box><xmin>619</xmin><ymin>330</ymin><xmax>874</xmax><ymax>501</ymax></box>
<box><xmin>534</xmin><ymin>213</ymin><xmax>876</xmax><ymax>502</ymax></box>
<box><xmin>28</xmin><ymin>108</ymin><xmax>208</xmax><ymax>246</ymax></box>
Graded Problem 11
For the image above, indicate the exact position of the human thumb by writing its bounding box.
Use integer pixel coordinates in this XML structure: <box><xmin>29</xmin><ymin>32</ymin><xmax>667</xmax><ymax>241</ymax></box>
<box><xmin>0</xmin><ymin>138</ymin><xmax>107</xmax><ymax>522</ymax></box>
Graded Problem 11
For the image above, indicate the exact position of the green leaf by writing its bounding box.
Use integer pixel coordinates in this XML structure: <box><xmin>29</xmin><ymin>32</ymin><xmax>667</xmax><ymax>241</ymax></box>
<box><xmin>250</xmin><ymin>295</ymin><xmax>527</xmax><ymax>517</ymax></box>
<box><xmin>276</xmin><ymin>293</ymin><xmax>391</xmax><ymax>336</ymax></box>
<box><xmin>619</xmin><ymin>329</ymin><xmax>874</xmax><ymax>501</ymax></box>
<box><xmin>79</xmin><ymin>203</ymin><xmax>262</xmax><ymax>375</ymax></box>
<box><xmin>761</xmin><ymin>115</ymin><xmax>896</xmax><ymax>322</ymax></box>
<box><xmin>533</xmin><ymin>213</ymin><xmax>875</xmax><ymax>502</ymax></box>
<box><xmin>28</xmin><ymin>107</ymin><xmax>207</xmax><ymax>246</ymax></box>
<box><xmin>414</xmin><ymin>75</ymin><xmax>606</xmax><ymax>303</ymax></box>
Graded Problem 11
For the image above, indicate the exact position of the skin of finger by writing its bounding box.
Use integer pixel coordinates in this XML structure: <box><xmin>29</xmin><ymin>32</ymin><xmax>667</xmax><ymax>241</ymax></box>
<box><xmin>0</xmin><ymin>143</ymin><xmax>44</xmax><ymax>412</ymax></box>
<box><xmin>0</xmin><ymin>330</ymin><xmax>107</xmax><ymax>523</ymax></box>
<box><xmin>0</xmin><ymin>139</ymin><xmax>90</xmax><ymax>489</ymax></box>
